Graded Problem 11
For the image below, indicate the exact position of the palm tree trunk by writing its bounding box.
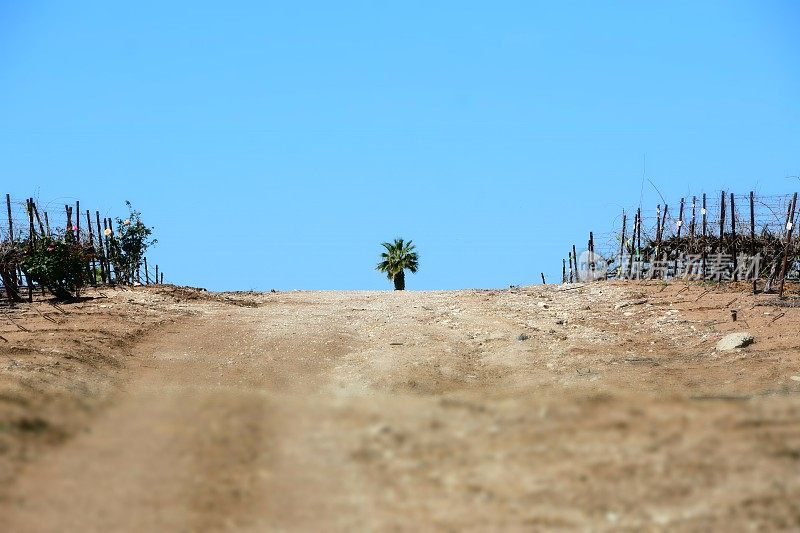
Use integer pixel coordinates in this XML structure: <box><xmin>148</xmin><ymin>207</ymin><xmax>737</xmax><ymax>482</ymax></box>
<box><xmin>393</xmin><ymin>270</ymin><xmax>405</xmax><ymax>290</ymax></box>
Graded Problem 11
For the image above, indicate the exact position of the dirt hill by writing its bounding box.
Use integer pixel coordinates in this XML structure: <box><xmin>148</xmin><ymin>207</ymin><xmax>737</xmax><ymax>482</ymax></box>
<box><xmin>0</xmin><ymin>283</ymin><xmax>798</xmax><ymax>530</ymax></box>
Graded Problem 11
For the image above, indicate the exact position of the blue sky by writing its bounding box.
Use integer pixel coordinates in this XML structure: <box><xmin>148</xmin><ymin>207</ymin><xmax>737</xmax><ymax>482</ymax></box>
<box><xmin>1</xmin><ymin>1</ymin><xmax>798</xmax><ymax>290</ymax></box>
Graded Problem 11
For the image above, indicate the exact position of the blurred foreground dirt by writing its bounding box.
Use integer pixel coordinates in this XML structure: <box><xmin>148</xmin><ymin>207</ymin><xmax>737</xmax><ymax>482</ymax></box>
<box><xmin>0</xmin><ymin>282</ymin><xmax>799</xmax><ymax>531</ymax></box>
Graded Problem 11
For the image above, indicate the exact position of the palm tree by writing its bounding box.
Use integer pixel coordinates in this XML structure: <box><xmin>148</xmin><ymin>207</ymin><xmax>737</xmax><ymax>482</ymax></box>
<box><xmin>376</xmin><ymin>238</ymin><xmax>419</xmax><ymax>290</ymax></box>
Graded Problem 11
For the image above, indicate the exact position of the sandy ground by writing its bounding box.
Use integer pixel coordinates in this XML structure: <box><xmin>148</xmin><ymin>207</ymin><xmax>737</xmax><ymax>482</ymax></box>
<box><xmin>0</xmin><ymin>282</ymin><xmax>799</xmax><ymax>531</ymax></box>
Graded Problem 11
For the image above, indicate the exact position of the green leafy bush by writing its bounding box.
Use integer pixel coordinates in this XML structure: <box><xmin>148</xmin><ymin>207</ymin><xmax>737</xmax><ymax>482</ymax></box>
<box><xmin>108</xmin><ymin>201</ymin><xmax>156</xmax><ymax>284</ymax></box>
<box><xmin>22</xmin><ymin>231</ymin><xmax>92</xmax><ymax>299</ymax></box>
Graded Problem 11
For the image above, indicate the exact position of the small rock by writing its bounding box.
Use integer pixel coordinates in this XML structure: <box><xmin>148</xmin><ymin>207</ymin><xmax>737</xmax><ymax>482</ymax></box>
<box><xmin>790</xmin><ymin>376</ymin><xmax>800</xmax><ymax>382</ymax></box>
<box><xmin>517</xmin><ymin>333</ymin><xmax>530</xmax><ymax>341</ymax></box>
<box><xmin>555</xmin><ymin>319</ymin><xmax>564</xmax><ymax>325</ymax></box>
<box><xmin>715</xmin><ymin>332</ymin><xmax>754</xmax><ymax>351</ymax></box>
<box><xmin>537</xmin><ymin>302</ymin><xmax>549</xmax><ymax>309</ymax></box>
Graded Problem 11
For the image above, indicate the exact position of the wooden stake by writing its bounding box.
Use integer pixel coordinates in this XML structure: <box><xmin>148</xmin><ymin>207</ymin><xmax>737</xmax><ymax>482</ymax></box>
<box><xmin>656</xmin><ymin>204</ymin><xmax>661</xmax><ymax>244</ymax></box>
<box><xmin>31</xmin><ymin>202</ymin><xmax>45</xmax><ymax>237</ymax></box>
<box><xmin>702</xmin><ymin>193</ymin><xmax>707</xmax><ymax>281</ymax></box>
<box><xmin>778</xmin><ymin>192</ymin><xmax>798</xmax><ymax>298</ymax></box>
<box><xmin>674</xmin><ymin>198</ymin><xmax>685</xmax><ymax>277</ymax></box>
<box><xmin>654</xmin><ymin>205</ymin><xmax>665</xmax><ymax>279</ymax></box>
<box><xmin>750</xmin><ymin>191</ymin><xmax>756</xmax><ymax>293</ymax></box>
<box><xmin>619</xmin><ymin>210</ymin><xmax>627</xmax><ymax>279</ymax></box>
<box><xmin>65</xmin><ymin>204</ymin><xmax>73</xmax><ymax>231</ymax></box>
<box><xmin>96</xmin><ymin>211</ymin><xmax>108</xmax><ymax>283</ymax></box>
<box><xmin>27</xmin><ymin>199</ymin><xmax>36</xmax><ymax>244</ymax></box>
<box><xmin>144</xmin><ymin>257</ymin><xmax>149</xmax><ymax>285</ymax></box>
<box><xmin>86</xmin><ymin>210</ymin><xmax>98</xmax><ymax>285</ymax></box>
<box><xmin>572</xmin><ymin>244</ymin><xmax>579</xmax><ymax>282</ymax></box>
<box><xmin>26</xmin><ymin>200</ymin><xmax>34</xmax><ymax>301</ymax></box>
<box><xmin>6</xmin><ymin>194</ymin><xmax>13</xmax><ymax>243</ymax></box>
<box><xmin>541</xmin><ymin>272</ymin><xmax>546</xmax><ymax>285</ymax></box>
<box><xmin>630</xmin><ymin>210</ymin><xmax>639</xmax><ymax>280</ymax></box>
<box><xmin>636</xmin><ymin>208</ymin><xmax>641</xmax><ymax>253</ymax></box>
<box><xmin>103</xmin><ymin>217</ymin><xmax>114</xmax><ymax>283</ymax></box>
<box><xmin>730</xmin><ymin>192</ymin><xmax>737</xmax><ymax>281</ymax></box>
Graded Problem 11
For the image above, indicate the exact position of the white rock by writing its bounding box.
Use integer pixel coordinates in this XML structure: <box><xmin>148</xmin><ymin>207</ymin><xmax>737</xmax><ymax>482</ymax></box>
<box><xmin>715</xmin><ymin>332</ymin><xmax>754</xmax><ymax>351</ymax></box>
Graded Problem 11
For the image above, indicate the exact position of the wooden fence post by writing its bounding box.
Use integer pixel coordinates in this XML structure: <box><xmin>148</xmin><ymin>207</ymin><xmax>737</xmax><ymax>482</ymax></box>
<box><xmin>26</xmin><ymin>199</ymin><xmax>35</xmax><ymax>302</ymax></box>
<box><xmin>31</xmin><ymin>202</ymin><xmax>45</xmax><ymax>237</ymax></box>
<box><xmin>750</xmin><ymin>191</ymin><xmax>756</xmax><ymax>293</ymax></box>
<box><xmin>103</xmin><ymin>217</ymin><xmax>114</xmax><ymax>283</ymax></box>
<box><xmin>627</xmin><ymin>210</ymin><xmax>637</xmax><ymax>279</ymax></box>
<box><xmin>653</xmin><ymin>204</ymin><xmax>664</xmax><ymax>280</ymax></box>
<box><xmin>95</xmin><ymin>211</ymin><xmax>108</xmax><ymax>283</ymax></box>
<box><xmin>619</xmin><ymin>210</ymin><xmax>627</xmax><ymax>280</ymax></box>
<box><xmin>661</xmin><ymin>203</ymin><xmax>668</xmax><ymax>278</ymax></box>
<box><xmin>541</xmin><ymin>272</ymin><xmax>546</xmax><ymax>285</ymax></box>
<box><xmin>155</xmin><ymin>265</ymin><xmax>159</xmax><ymax>285</ymax></box>
<box><xmin>572</xmin><ymin>244</ymin><xmax>579</xmax><ymax>282</ymax></box>
<box><xmin>27</xmin><ymin>200</ymin><xmax>36</xmax><ymax>243</ymax></box>
<box><xmin>6</xmin><ymin>194</ymin><xmax>13</xmax><ymax>243</ymax></box>
<box><xmin>65</xmin><ymin>204</ymin><xmax>73</xmax><ymax>231</ymax></box>
<box><xmin>562</xmin><ymin>258</ymin><xmax>566</xmax><ymax>284</ymax></box>
<box><xmin>86</xmin><ymin>210</ymin><xmax>99</xmax><ymax>285</ymax></box>
<box><xmin>673</xmin><ymin>198</ymin><xmax>685</xmax><ymax>279</ymax></box>
<box><xmin>656</xmin><ymin>204</ymin><xmax>661</xmax><ymax>245</ymax></box>
<box><xmin>730</xmin><ymin>192</ymin><xmax>737</xmax><ymax>281</ymax></box>
<box><xmin>702</xmin><ymin>193</ymin><xmax>707</xmax><ymax>281</ymax></box>
<box><xmin>778</xmin><ymin>192</ymin><xmax>798</xmax><ymax>298</ymax></box>
<box><xmin>636</xmin><ymin>207</ymin><xmax>642</xmax><ymax>255</ymax></box>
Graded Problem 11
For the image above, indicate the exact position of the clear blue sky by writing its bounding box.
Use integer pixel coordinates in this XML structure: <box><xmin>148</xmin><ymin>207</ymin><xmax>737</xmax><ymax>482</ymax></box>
<box><xmin>1</xmin><ymin>1</ymin><xmax>798</xmax><ymax>290</ymax></box>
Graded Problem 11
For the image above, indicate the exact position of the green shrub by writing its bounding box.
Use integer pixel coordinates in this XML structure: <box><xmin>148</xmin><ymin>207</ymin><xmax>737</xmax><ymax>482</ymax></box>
<box><xmin>108</xmin><ymin>201</ymin><xmax>156</xmax><ymax>284</ymax></box>
<box><xmin>22</xmin><ymin>231</ymin><xmax>92</xmax><ymax>299</ymax></box>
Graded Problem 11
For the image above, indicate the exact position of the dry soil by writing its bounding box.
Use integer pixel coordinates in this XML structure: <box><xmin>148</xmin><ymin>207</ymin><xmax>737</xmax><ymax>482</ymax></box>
<box><xmin>0</xmin><ymin>282</ymin><xmax>799</xmax><ymax>531</ymax></box>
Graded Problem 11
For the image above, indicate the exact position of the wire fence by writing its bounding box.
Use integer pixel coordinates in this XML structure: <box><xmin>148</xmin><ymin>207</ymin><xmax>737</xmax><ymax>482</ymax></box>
<box><xmin>562</xmin><ymin>191</ymin><xmax>799</xmax><ymax>296</ymax></box>
<box><xmin>1</xmin><ymin>193</ymin><xmax>164</xmax><ymax>304</ymax></box>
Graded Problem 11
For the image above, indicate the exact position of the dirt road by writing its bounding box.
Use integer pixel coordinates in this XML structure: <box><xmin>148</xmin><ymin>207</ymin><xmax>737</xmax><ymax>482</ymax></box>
<box><xmin>1</xmin><ymin>286</ymin><xmax>799</xmax><ymax>530</ymax></box>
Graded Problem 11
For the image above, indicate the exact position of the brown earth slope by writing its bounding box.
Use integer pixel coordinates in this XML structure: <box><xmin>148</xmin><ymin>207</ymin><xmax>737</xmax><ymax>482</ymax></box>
<box><xmin>0</xmin><ymin>282</ymin><xmax>799</xmax><ymax>531</ymax></box>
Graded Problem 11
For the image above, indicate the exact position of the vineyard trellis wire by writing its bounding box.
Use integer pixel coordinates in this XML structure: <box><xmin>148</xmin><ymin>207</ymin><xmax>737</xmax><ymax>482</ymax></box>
<box><xmin>564</xmin><ymin>191</ymin><xmax>799</xmax><ymax>298</ymax></box>
<box><xmin>0</xmin><ymin>193</ymin><xmax>164</xmax><ymax>305</ymax></box>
